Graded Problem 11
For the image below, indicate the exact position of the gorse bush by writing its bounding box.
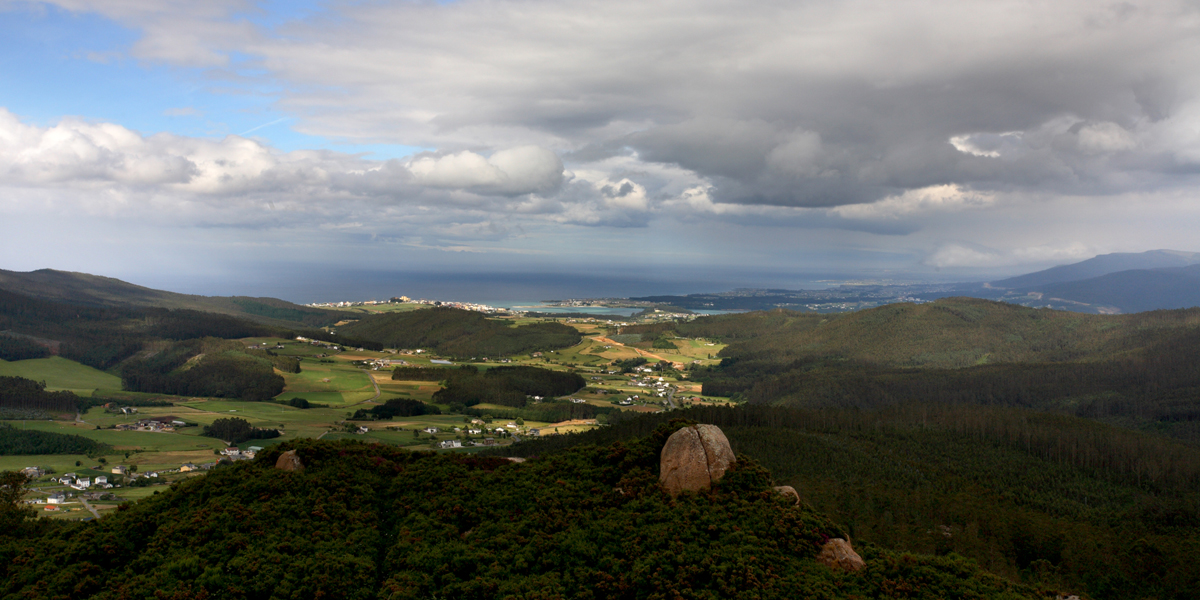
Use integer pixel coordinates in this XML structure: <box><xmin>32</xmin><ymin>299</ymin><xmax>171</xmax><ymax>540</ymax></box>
<box><xmin>0</xmin><ymin>428</ymin><xmax>1051</xmax><ymax>599</ymax></box>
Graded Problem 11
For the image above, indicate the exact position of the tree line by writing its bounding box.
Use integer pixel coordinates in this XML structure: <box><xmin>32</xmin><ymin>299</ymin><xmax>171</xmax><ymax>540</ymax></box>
<box><xmin>431</xmin><ymin>365</ymin><xmax>585</xmax><ymax>409</ymax></box>
<box><xmin>0</xmin><ymin>422</ymin><xmax>111</xmax><ymax>456</ymax></box>
<box><xmin>119</xmin><ymin>338</ymin><xmax>286</xmax><ymax>402</ymax></box>
<box><xmin>0</xmin><ymin>376</ymin><xmax>81</xmax><ymax>414</ymax></box>
<box><xmin>337</xmin><ymin>307</ymin><xmax>582</xmax><ymax>357</ymax></box>
<box><xmin>201</xmin><ymin>417</ymin><xmax>281</xmax><ymax>444</ymax></box>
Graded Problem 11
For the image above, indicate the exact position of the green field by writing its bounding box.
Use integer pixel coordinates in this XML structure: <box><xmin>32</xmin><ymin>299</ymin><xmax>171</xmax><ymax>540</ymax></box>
<box><xmin>278</xmin><ymin>361</ymin><xmax>376</xmax><ymax>405</ymax></box>
<box><xmin>0</xmin><ymin>356</ymin><xmax>122</xmax><ymax>395</ymax></box>
<box><xmin>2</xmin><ymin>318</ymin><xmax>627</xmax><ymax>478</ymax></box>
<box><xmin>334</xmin><ymin>303</ymin><xmax>430</xmax><ymax>315</ymax></box>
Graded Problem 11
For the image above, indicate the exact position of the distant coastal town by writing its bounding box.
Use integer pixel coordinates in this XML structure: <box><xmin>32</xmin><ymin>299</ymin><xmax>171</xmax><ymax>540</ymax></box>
<box><xmin>306</xmin><ymin>296</ymin><xmax>515</xmax><ymax>315</ymax></box>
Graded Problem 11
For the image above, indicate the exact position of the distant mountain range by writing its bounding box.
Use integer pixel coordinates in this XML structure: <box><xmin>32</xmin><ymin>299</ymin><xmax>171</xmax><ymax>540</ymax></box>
<box><xmin>982</xmin><ymin>250</ymin><xmax>1200</xmax><ymax>314</ymax></box>
<box><xmin>989</xmin><ymin>249</ymin><xmax>1200</xmax><ymax>289</ymax></box>
<box><xmin>0</xmin><ymin>268</ymin><xmax>340</xmax><ymax>329</ymax></box>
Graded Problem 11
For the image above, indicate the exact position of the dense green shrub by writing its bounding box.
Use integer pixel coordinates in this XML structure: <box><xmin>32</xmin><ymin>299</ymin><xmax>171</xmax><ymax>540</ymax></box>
<box><xmin>201</xmin><ymin>417</ymin><xmax>280</xmax><ymax>444</ymax></box>
<box><xmin>338</xmin><ymin>307</ymin><xmax>582</xmax><ymax>357</ymax></box>
<box><xmin>0</xmin><ymin>422</ymin><xmax>111</xmax><ymax>455</ymax></box>
<box><xmin>0</xmin><ymin>431</ymin><xmax>1050</xmax><ymax>599</ymax></box>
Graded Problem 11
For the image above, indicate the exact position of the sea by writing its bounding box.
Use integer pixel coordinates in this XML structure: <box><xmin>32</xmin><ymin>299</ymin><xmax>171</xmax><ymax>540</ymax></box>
<box><xmin>138</xmin><ymin>266</ymin><xmax>914</xmax><ymax>308</ymax></box>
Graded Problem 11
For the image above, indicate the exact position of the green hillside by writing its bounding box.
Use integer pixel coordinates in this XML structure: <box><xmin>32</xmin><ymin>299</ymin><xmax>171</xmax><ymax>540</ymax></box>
<box><xmin>632</xmin><ymin>297</ymin><xmax>1200</xmax><ymax>369</ymax></box>
<box><xmin>0</xmin><ymin>268</ymin><xmax>340</xmax><ymax>329</ymax></box>
<box><xmin>0</xmin><ymin>356</ymin><xmax>121</xmax><ymax>395</ymax></box>
<box><xmin>1</xmin><ymin>430</ymin><xmax>1051</xmax><ymax>600</ymax></box>
<box><xmin>337</xmin><ymin>306</ymin><xmax>582</xmax><ymax>357</ymax></box>
<box><xmin>499</xmin><ymin>406</ymin><xmax>1200</xmax><ymax>600</ymax></box>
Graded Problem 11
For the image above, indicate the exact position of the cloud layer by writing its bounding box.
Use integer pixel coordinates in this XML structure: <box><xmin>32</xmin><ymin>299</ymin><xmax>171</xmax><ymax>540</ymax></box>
<box><xmin>6</xmin><ymin>0</ymin><xmax>1200</xmax><ymax>279</ymax></box>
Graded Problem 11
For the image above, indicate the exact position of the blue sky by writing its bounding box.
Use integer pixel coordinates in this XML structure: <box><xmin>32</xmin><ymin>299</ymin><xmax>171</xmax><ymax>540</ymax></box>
<box><xmin>3</xmin><ymin>0</ymin><xmax>1200</xmax><ymax>299</ymax></box>
<box><xmin>0</xmin><ymin>2</ymin><xmax>419</xmax><ymax>158</ymax></box>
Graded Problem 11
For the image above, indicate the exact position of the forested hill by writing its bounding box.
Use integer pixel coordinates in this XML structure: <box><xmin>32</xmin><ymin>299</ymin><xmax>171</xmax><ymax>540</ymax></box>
<box><xmin>628</xmin><ymin>297</ymin><xmax>1200</xmax><ymax>369</ymax></box>
<box><xmin>1</xmin><ymin>432</ymin><xmax>1051</xmax><ymax>600</ymax></box>
<box><xmin>0</xmin><ymin>288</ymin><xmax>279</xmax><ymax>370</ymax></box>
<box><xmin>495</xmin><ymin>406</ymin><xmax>1200</xmax><ymax>600</ymax></box>
<box><xmin>336</xmin><ymin>306</ymin><xmax>581</xmax><ymax>357</ymax></box>
<box><xmin>627</xmin><ymin>298</ymin><xmax>1200</xmax><ymax>444</ymax></box>
<box><xmin>0</xmin><ymin>268</ymin><xmax>340</xmax><ymax>329</ymax></box>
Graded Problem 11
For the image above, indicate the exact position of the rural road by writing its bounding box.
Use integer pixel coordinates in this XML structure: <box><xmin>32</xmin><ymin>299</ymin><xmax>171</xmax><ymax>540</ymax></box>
<box><xmin>359</xmin><ymin>368</ymin><xmax>382</xmax><ymax>402</ymax></box>
<box><xmin>79</xmin><ymin>497</ymin><xmax>100</xmax><ymax>519</ymax></box>
<box><xmin>592</xmin><ymin>336</ymin><xmax>685</xmax><ymax>369</ymax></box>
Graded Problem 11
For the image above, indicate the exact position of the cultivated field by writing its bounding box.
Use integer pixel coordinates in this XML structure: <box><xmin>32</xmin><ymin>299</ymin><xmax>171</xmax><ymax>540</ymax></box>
<box><xmin>0</xmin><ymin>356</ymin><xmax>122</xmax><ymax>396</ymax></box>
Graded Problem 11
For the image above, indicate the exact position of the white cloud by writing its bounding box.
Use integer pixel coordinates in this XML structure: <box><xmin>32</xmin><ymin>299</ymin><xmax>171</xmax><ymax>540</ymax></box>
<box><xmin>1076</xmin><ymin>122</ymin><xmax>1138</xmax><ymax>154</ymax></box>
<box><xmin>949</xmin><ymin>133</ymin><xmax>1022</xmax><ymax>158</ymax></box>
<box><xmin>924</xmin><ymin>242</ymin><xmax>1093</xmax><ymax>269</ymax></box>
<box><xmin>831</xmin><ymin>185</ymin><xmax>994</xmax><ymax>220</ymax></box>
<box><xmin>407</xmin><ymin>146</ymin><xmax>564</xmax><ymax>196</ymax></box>
<box><xmin>8</xmin><ymin>1</ymin><xmax>1200</xmax><ymax>280</ymax></box>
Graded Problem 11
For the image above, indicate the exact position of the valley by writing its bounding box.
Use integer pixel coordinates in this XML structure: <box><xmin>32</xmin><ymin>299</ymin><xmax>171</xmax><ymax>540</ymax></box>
<box><xmin>2</xmin><ymin>267</ymin><xmax>1200</xmax><ymax>600</ymax></box>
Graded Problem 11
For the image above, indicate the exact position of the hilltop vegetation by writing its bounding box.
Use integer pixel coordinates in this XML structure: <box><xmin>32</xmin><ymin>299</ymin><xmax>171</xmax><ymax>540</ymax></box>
<box><xmin>0</xmin><ymin>375</ymin><xmax>82</xmax><ymax>416</ymax></box>
<box><xmin>432</xmin><ymin>365</ymin><xmax>586</xmax><ymax>409</ymax></box>
<box><xmin>1</xmin><ymin>431</ymin><xmax>1051</xmax><ymax>599</ymax></box>
<box><xmin>498</xmin><ymin>405</ymin><xmax>1200</xmax><ymax>600</ymax></box>
<box><xmin>119</xmin><ymin>338</ymin><xmax>291</xmax><ymax>402</ymax></box>
<box><xmin>337</xmin><ymin>306</ymin><xmax>582</xmax><ymax>357</ymax></box>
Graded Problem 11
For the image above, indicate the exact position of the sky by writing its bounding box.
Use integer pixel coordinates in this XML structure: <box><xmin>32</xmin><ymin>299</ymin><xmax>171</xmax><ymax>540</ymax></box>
<box><xmin>3</xmin><ymin>0</ymin><xmax>1200</xmax><ymax>299</ymax></box>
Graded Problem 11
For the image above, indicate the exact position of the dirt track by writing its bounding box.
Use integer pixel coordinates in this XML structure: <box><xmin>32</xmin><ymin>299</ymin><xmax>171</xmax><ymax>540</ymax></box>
<box><xmin>592</xmin><ymin>336</ymin><xmax>685</xmax><ymax>369</ymax></box>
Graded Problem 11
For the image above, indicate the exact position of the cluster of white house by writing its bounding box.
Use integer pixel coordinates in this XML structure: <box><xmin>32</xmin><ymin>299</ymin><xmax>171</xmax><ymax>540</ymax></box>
<box><xmin>115</xmin><ymin>418</ymin><xmax>187</xmax><ymax>432</ymax></box>
<box><xmin>628</xmin><ymin>375</ymin><xmax>673</xmax><ymax>398</ymax></box>
<box><xmin>50</xmin><ymin>472</ymin><xmax>112</xmax><ymax>491</ymax></box>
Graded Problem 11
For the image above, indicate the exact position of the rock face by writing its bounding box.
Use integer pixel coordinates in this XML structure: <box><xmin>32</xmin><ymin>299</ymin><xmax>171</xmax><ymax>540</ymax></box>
<box><xmin>659</xmin><ymin>424</ymin><xmax>736</xmax><ymax>496</ymax></box>
<box><xmin>774</xmin><ymin>485</ymin><xmax>800</xmax><ymax>505</ymax></box>
<box><xmin>275</xmin><ymin>450</ymin><xmax>304</xmax><ymax>472</ymax></box>
<box><xmin>817</xmin><ymin>538</ymin><xmax>865</xmax><ymax>572</ymax></box>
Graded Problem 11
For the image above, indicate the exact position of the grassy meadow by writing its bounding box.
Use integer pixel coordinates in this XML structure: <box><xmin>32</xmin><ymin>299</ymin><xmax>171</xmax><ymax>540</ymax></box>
<box><xmin>0</xmin><ymin>356</ymin><xmax>122</xmax><ymax>395</ymax></box>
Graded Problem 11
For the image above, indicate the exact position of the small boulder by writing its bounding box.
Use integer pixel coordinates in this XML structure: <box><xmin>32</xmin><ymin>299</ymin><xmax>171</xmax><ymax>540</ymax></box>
<box><xmin>660</xmin><ymin>424</ymin><xmax>736</xmax><ymax>496</ymax></box>
<box><xmin>774</xmin><ymin>485</ymin><xmax>800</xmax><ymax>505</ymax></box>
<box><xmin>817</xmin><ymin>538</ymin><xmax>865</xmax><ymax>572</ymax></box>
<box><xmin>275</xmin><ymin>450</ymin><xmax>304</xmax><ymax>472</ymax></box>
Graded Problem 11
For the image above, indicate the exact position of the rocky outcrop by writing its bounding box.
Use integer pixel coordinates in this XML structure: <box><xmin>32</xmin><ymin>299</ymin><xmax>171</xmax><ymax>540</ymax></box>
<box><xmin>275</xmin><ymin>450</ymin><xmax>304</xmax><ymax>472</ymax></box>
<box><xmin>817</xmin><ymin>538</ymin><xmax>865</xmax><ymax>572</ymax></box>
<box><xmin>659</xmin><ymin>424</ymin><xmax>736</xmax><ymax>496</ymax></box>
<box><xmin>774</xmin><ymin>485</ymin><xmax>800</xmax><ymax>505</ymax></box>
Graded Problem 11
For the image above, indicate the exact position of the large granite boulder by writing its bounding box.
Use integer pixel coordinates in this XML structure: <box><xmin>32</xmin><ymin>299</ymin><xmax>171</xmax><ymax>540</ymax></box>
<box><xmin>817</xmin><ymin>538</ymin><xmax>865</xmax><ymax>572</ymax></box>
<box><xmin>275</xmin><ymin>449</ymin><xmax>304</xmax><ymax>472</ymax></box>
<box><xmin>774</xmin><ymin>485</ymin><xmax>801</xmax><ymax>505</ymax></box>
<box><xmin>659</xmin><ymin>424</ymin><xmax>736</xmax><ymax>496</ymax></box>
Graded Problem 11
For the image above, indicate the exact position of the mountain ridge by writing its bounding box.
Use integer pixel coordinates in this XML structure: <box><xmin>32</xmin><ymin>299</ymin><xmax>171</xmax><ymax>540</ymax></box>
<box><xmin>0</xmin><ymin>268</ymin><xmax>340</xmax><ymax>329</ymax></box>
<box><xmin>989</xmin><ymin>249</ymin><xmax>1200</xmax><ymax>289</ymax></box>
